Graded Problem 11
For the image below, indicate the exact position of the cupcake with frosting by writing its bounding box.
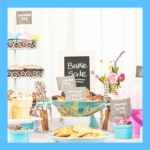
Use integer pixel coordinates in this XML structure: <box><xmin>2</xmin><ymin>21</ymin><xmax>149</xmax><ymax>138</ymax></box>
<box><xmin>17</xmin><ymin>32</ymin><xmax>33</xmax><ymax>48</ymax></box>
<box><xmin>24</xmin><ymin>64</ymin><xmax>44</xmax><ymax>77</ymax></box>
<box><xmin>8</xmin><ymin>32</ymin><xmax>16</xmax><ymax>48</ymax></box>
<box><xmin>30</xmin><ymin>34</ymin><xmax>39</xmax><ymax>48</ymax></box>
<box><xmin>8</xmin><ymin>65</ymin><xmax>25</xmax><ymax>77</ymax></box>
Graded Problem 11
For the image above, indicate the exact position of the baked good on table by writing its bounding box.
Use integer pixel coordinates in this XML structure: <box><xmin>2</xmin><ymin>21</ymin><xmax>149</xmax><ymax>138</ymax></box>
<box><xmin>8</xmin><ymin>65</ymin><xmax>25</xmax><ymax>77</ymax></box>
<box><xmin>30</xmin><ymin>34</ymin><xmax>39</xmax><ymax>48</ymax></box>
<box><xmin>17</xmin><ymin>32</ymin><xmax>32</xmax><ymax>48</ymax></box>
<box><xmin>8</xmin><ymin>32</ymin><xmax>16</xmax><ymax>48</ymax></box>
<box><xmin>57</xmin><ymin>96</ymin><xmax>65</xmax><ymax>101</ymax></box>
<box><xmin>52</xmin><ymin>88</ymin><xmax>103</xmax><ymax>101</ymax></box>
<box><xmin>8</xmin><ymin>32</ymin><xmax>39</xmax><ymax>49</ymax></box>
<box><xmin>61</xmin><ymin>91</ymin><xmax>65</xmax><ymax>97</ymax></box>
<box><xmin>54</xmin><ymin>125</ymin><xmax>106</xmax><ymax>138</ymax></box>
<box><xmin>24</xmin><ymin>65</ymin><xmax>44</xmax><ymax>77</ymax></box>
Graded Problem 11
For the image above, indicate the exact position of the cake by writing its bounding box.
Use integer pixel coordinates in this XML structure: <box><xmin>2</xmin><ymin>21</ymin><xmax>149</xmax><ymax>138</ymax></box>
<box><xmin>24</xmin><ymin>65</ymin><xmax>44</xmax><ymax>77</ymax></box>
<box><xmin>8</xmin><ymin>65</ymin><xmax>25</xmax><ymax>77</ymax></box>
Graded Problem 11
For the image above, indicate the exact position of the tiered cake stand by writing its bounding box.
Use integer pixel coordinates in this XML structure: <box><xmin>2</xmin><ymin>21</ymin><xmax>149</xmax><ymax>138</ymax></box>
<box><xmin>51</xmin><ymin>100</ymin><xmax>107</xmax><ymax>129</ymax></box>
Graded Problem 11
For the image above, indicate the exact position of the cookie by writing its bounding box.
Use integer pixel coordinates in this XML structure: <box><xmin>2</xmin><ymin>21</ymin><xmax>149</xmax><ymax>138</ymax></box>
<box><xmin>68</xmin><ymin>131</ymin><xmax>90</xmax><ymax>138</ymax></box>
<box><xmin>92</xmin><ymin>129</ymin><xmax>106</xmax><ymax>137</ymax></box>
<box><xmin>57</xmin><ymin>126</ymin><xmax>73</xmax><ymax>131</ymax></box>
<box><xmin>92</xmin><ymin>132</ymin><xmax>100</xmax><ymax>137</ymax></box>
<box><xmin>83</xmin><ymin>134</ymin><xmax>93</xmax><ymax>137</ymax></box>
<box><xmin>73</xmin><ymin>125</ymin><xmax>93</xmax><ymax>133</ymax></box>
<box><xmin>53</xmin><ymin>129</ymin><xmax>73</xmax><ymax>136</ymax></box>
<box><xmin>55</xmin><ymin>132</ymin><xmax>75</xmax><ymax>137</ymax></box>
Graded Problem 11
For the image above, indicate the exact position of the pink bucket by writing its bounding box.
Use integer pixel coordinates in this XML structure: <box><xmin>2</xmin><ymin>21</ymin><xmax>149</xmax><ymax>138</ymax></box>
<box><xmin>127</xmin><ymin>109</ymin><xmax>143</xmax><ymax>136</ymax></box>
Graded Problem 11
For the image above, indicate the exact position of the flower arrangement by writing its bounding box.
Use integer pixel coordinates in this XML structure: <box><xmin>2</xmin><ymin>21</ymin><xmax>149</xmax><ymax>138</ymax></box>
<box><xmin>91</xmin><ymin>51</ymin><xmax>125</xmax><ymax>93</ymax></box>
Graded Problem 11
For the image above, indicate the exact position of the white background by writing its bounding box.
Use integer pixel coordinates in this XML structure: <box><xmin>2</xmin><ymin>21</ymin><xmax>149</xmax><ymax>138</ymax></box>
<box><xmin>8</xmin><ymin>8</ymin><xmax>142</xmax><ymax>118</ymax></box>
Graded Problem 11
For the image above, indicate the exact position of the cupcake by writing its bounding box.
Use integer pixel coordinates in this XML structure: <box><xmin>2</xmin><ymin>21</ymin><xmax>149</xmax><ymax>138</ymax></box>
<box><xmin>24</xmin><ymin>65</ymin><xmax>44</xmax><ymax>77</ymax></box>
<box><xmin>8</xmin><ymin>65</ymin><xmax>25</xmax><ymax>77</ymax></box>
<box><xmin>15</xmin><ymin>33</ymin><xmax>22</xmax><ymax>48</ymax></box>
<box><xmin>17</xmin><ymin>33</ymin><xmax>33</xmax><ymax>48</ymax></box>
<box><xmin>30</xmin><ymin>34</ymin><xmax>39</xmax><ymax>48</ymax></box>
<box><xmin>8</xmin><ymin>32</ymin><xmax>16</xmax><ymax>48</ymax></box>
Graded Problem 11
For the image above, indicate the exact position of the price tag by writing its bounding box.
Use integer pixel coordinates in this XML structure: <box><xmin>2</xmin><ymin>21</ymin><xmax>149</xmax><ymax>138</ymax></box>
<box><xmin>65</xmin><ymin>87</ymin><xmax>87</xmax><ymax>102</ymax></box>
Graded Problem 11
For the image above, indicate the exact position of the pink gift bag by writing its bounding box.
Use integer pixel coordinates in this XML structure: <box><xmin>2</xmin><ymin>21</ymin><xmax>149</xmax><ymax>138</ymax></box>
<box><xmin>127</xmin><ymin>109</ymin><xmax>143</xmax><ymax>136</ymax></box>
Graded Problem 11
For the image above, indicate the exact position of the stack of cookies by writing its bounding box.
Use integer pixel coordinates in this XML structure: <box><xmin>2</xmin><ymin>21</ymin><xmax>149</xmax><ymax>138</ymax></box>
<box><xmin>54</xmin><ymin>125</ymin><xmax>106</xmax><ymax>138</ymax></box>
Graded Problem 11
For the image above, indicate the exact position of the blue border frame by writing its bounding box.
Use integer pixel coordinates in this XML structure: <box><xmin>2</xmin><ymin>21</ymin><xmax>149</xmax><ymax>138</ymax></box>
<box><xmin>1</xmin><ymin>0</ymin><xmax>149</xmax><ymax>149</ymax></box>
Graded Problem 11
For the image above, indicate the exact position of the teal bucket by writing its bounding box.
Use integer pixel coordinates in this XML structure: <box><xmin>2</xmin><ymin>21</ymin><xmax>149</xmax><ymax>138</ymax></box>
<box><xmin>21</xmin><ymin>121</ymin><xmax>38</xmax><ymax>129</ymax></box>
<box><xmin>113</xmin><ymin>124</ymin><xmax>133</xmax><ymax>139</ymax></box>
<box><xmin>21</xmin><ymin>122</ymin><xmax>34</xmax><ymax>129</ymax></box>
<box><xmin>9</xmin><ymin>130</ymin><xmax>30</xmax><ymax>143</ymax></box>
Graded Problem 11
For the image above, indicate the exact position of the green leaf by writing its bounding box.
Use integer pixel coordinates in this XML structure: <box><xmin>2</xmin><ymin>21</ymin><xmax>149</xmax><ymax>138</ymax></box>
<box><xmin>114</xmin><ymin>66</ymin><xmax>119</xmax><ymax>73</ymax></box>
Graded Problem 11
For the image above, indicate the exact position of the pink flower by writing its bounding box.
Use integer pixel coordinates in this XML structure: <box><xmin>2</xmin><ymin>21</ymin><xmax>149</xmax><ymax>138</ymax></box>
<box><xmin>118</xmin><ymin>73</ymin><xmax>125</xmax><ymax>82</ymax></box>
<box><xmin>108</xmin><ymin>72</ymin><xmax>118</xmax><ymax>83</ymax></box>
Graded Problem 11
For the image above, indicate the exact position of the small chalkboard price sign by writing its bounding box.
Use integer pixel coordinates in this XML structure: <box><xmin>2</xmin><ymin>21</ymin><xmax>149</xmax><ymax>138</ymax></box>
<box><xmin>56</xmin><ymin>76</ymin><xmax>76</xmax><ymax>90</ymax></box>
<box><xmin>136</xmin><ymin>66</ymin><xmax>143</xmax><ymax>78</ymax></box>
<box><xmin>65</xmin><ymin>87</ymin><xmax>87</xmax><ymax>102</ymax></box>
<box><xmin>16</xmin><ymin>11</ymin><xmax>32</xmax><ymax>25</ymax></box>
<box><xmin>64</xmin><ymin>56</ymin><xmax>90</xmax><ymax>89</ymax></box>
<box><xmin>110</xmin><ymin>99</ymin><xmax>132</xmax><ymax>117</ymax></box>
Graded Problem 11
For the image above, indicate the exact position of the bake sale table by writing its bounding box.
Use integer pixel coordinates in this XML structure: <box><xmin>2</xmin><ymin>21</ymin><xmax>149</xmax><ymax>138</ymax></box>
<box><xmin>8</xmin><ymin>118</ymin><xmax>140</xmax><ymax>143</ymax></box>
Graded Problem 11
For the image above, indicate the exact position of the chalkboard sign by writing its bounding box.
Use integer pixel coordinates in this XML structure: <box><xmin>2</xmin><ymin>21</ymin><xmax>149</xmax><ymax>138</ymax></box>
<box><xmin>110</xmin><ymin>99</ymin><xmax>132</xmax><ymax>117</ymax></box>
<box><xmin>64</xmin><ymin>56</ymin><xmax>90</xmax><ymax>89</ymax></box>
<box><xmin>136</xmin><ymin>66</ymin><xmax>143</xmax><ymax>78</ymax></box>
<box><xmin>56</xmin><ymin>76</ymin><xmax>76</xmax><ymax>90</ymax></box>
<box><xmin>65</xmin><ymin>87</ymin><xmax>87</xmax><ymax>102</ymax></box>
<box><xmin>16</xmin><ymin>11</ymin><xmax>32</xmax><ymax>25</ymax></box>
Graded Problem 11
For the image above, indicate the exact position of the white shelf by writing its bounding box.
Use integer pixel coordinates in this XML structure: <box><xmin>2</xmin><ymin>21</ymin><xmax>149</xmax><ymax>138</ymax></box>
<box><xmin>8</xmin><ymin>41</ymin><xmax>39</xmax><ymax>50</ymax></box>
<box><xmin>8</xmin><ymin>71</ymin><xmax>45</xmax><ymax>78</ymax></box>
<box><xmin>8</xmin><ymin>116</ymin><xmax>42</xmax><ymax>125</ymax></box>
<box><xmin>8</xmin><ymin>77</ymin><xmax>45</xmax><ymax>79</ymax></box>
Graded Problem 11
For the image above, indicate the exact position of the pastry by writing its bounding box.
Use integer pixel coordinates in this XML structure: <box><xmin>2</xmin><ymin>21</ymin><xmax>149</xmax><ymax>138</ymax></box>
<box><xmin>8</xmin><ymin>32</ymin><xmax>16</xmax><ymax>48</ymax></box>
<box><xmin>24</xmin><ymin>65</ymin><xmax>44</xmax><ymax>77</ymax></box>
<box><xmin>53</xmin><ymin>125</ymin><xmax>106</xmax><ymax>138</ymax></box>
<box><xmin>92</xmin><ymin>129</ymin><xmax>106</xmax><ymax>137</ymax></box>
<box><xmin>55</xmin><ymin>132</ymin><xmax>75</xmax><ymax>137</ymax></box>
<box><xmin>18</xmin><ymin>32</ymin><xmax>32</xmax><ymax>48</ymax></box>
<box><xmin>8</xmin><ymin>65</ymin><xmax>25</xmax><ymax>77</ymax></box>
<box><xmin>86</xmin><ymin>88</ymin><xmax>90</xmax><ymax>97</ymax></box>
<box><xmin>30</xmin><ymin>34</ymin><xmax>39</xmax><ymax>48</ymax></box>
<box><xmin>52</xmin><ymin>95</ymin><xmax>58</xmax><ymax>100</ymax></box>
<box><xmin>87</xmin><ymin>96</ymin><xmax>93</xmax><ymax>101</ymax></box>
<box><xmin>73</xmin><ymin>125</ymin><xmax>93</xmax><ymax>133</ymax></box>
<box><xmin>57</xmin><ymin>96</ymin><xmax>65</xmax><ymax>101</ymax></box>
<box><xmin>68</xmin><ymin>131</ymin><xmax>90</xmax><ymax>138</ymax></box>
<box><xmin>61</xmin><ymin>91</ymin><xmax>65</xmax><ymax>97</ymax></box>
<box><xmin>82</xmin><ymin>133</ymin><xmax>93</xmax><ymax>137</ymax></box>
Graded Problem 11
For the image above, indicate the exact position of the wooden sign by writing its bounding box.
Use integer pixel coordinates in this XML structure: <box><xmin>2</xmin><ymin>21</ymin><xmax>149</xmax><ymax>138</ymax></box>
<box><xmin>16</xmin><ymin>11</ymin><xmax>32</xmax><ymax>25</ymax></box>
<box><xmin>110</xmin><ymin>99</ymin><xmax>132</xmax><ymax>117</ymax></box>
<box><xmin>65</xmin><ymin>87</ymin><xmax>87</xmax><ymax>102</ymax></box>
<box><xmin>136</xmin><ymin>66</ymin><xmax>143</xmax><ymax>78</ymax></box>
<box><xmin>64</xmin><ymin>56</ymin><xmax>90</xmax><ymax>89</ymax></box>
<box><xmin>56</xmin><ymin>76</ymin><xmax>76</xmax><ymax>90</ymax></box>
